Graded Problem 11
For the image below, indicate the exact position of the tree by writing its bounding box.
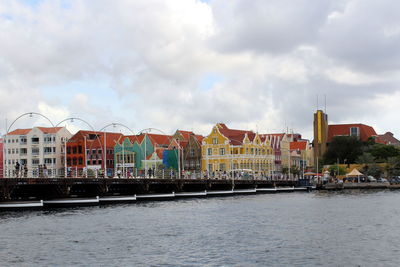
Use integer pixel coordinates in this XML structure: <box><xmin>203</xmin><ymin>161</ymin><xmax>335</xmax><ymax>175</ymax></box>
<box><xmin>368</xmin><ymin>144</ymin><xmax>400</xmax><ymax>162</ymax></box>
<box><xmin>328</xmin><ymin>165</ymin><xmax>346</xmax><ymax>176</ymax></box>
<box><xmin>362</xmin><ymin>164</ymin><xmax>382</xmax><ymax>178</ymax></box>
<box><xmin>356</xmin><ymin>152</ymin><xmax>375</xmax><ymax>164</ymax></box>
<box><xmin>323</xmin><ymin>136</ymin><xmax>363</xmax><ymax>164</ymax></box>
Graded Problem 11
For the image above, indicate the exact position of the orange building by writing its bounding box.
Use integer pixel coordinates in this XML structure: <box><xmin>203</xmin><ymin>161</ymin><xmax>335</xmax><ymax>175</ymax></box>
<box><xmin>66</xmin><ymin>131</ymin><xmax>123</xmax><ymax>174</ymax></box>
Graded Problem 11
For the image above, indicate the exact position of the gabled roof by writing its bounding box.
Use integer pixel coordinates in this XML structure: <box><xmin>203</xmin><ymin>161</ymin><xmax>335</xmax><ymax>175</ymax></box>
<box><xmin>176</xmin><ymin>130</ymin><xmax>195</xmax><ymax>141</ymax></box>
<box><xmin>328</xmin><ymin>124</ymin><xmax>377</xmax><ymax>142</ymax></box>
<box><xmin>136</xmin><ymin>133</ymin><xmax>172</xmax><ymax>146</ymax></box>
<box><xmin>217</xmin><ymin>123</ymin><xmax>254</xmax><ymax>145</ymax></box>
<box><xmin>376</xmin><ymin>132</ymin><xmax>400</xmax><ymax>146</ymax></box>
<box><xmin>7</xmin><ymin>127</ymin><xmax>64</xmax><ymax>135</ymax></box>
<box><xmin>68</xmin><ymin>130</ymin><xmax>123</xmax><ymax>147</ymax></box>
<box><xmin>7</xmin><ymin>129</ymin><xmax>31</xmax><ymax>135</ymax></box>
<box><xmin>37</xmin><ymin>127</ymin><xmax>63</xmax><ymax>134</ymax></box>
<box><xmin>290</xmin><ymin>141</ymin><xmax>307</xmax><ymax>151</ymax></box>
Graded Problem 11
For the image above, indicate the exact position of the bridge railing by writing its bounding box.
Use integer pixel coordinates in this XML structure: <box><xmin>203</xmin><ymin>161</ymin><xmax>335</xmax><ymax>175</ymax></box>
<box><xmin>5</xmin><ymin>167</ymin><xmax>302</xmax><ymax>181</ymax></box>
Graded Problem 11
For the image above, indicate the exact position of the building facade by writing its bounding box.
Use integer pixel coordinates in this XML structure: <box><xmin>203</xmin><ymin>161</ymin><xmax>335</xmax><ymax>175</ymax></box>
<box><xmin>67</xmin><ymin>131</ymin><xmax>123</xmax><ymax>176</ymax></box>
<box><xmin>201</xmin><ymin>123</ymin><xmax>274</xmax><ymax>176</ymax></box>
<box><xmin>169</xmin><ymin>130</ymin><xmax>203</xmax><ymax>172</ymax></box>
<box><xmin>4</xmin><ymin>127</ymin><xmax>72</xmax><ymax>177</ymax></box>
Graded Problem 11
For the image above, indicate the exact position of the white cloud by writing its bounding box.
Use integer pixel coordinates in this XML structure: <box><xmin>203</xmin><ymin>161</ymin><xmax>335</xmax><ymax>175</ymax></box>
<box><xmin>0</xmin><ymin>0</ymin><xmax>400</xmax><ymax>141</ymax></box>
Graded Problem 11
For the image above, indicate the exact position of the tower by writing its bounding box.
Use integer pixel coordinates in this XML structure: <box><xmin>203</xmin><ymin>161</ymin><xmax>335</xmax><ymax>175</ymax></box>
<box><xmin>313</xmin><ymin>110</ymin><xmax>328</xmax><ymax>167</ymax></box>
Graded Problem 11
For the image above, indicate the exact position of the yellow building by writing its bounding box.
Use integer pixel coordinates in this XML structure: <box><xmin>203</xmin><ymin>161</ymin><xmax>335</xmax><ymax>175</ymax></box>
<box><xmin>201</xmin><ymin>123</ymin><xmax>275</xmax><ymax>176</ymax></box>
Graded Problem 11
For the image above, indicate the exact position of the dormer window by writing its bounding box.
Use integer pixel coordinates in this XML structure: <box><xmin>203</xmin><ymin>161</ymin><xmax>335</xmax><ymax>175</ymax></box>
<box><xmin>350</xmin><ymin>127</ymin><xmax>359</xmax><ymax>137</ymax></box>
<box><xmin>212</xmin><ymin>138</ymin><xmax>218</xmax><ymax>144</ymax></box>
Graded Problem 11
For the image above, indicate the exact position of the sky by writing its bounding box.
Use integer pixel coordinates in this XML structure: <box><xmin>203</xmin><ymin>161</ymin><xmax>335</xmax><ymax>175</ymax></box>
<box><xmin>1</xmin><ymin>0</ymin><xmax>400</xmax><ymax>139</ymax></box>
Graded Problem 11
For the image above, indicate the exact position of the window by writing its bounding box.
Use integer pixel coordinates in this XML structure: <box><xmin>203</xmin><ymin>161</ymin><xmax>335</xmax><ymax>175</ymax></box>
<box><xmin>44</xmin><ymin>158</ymin><xmax>52</xmax><ymax>164</ymax></box>
<box><xmin>31</xmin><ymin>137</ymin><xmax>39</xmax><ymax>144</ymax></box>
<box><xmin>190</xmin><ymin>149</ymin><xmax>195</xmax><ymax>157</ymax></box>
<box><xmin>44</xmin><ymin>147</ymin><xmax>52</xmax><ymax>154</ymax></box>
<box><xmin>20</xmin><ymin>148</ymin><xmax>27</xmax><ymax>155</ymax></box>
<box><xmin>32</xmin><ymin>148</ymin><xmax>39</xmax><ymax>155</ymax></box>
<box><xmin>220</xmin><ymin>148</ymin><xmax>225</xmax><ymax>155</ymax></box>
<box><xmin>220</xmin><ymin>163</ymin><xmax>225</xmax><ymax>171</ymax></box>
<box><xmin>78</xmin><ymin>146</ymin><xmax>82</xmax><ymax>154</ymax></box>
<box><xmin>32</xmin><ymin>159</ymin><xmax>39</xmax><ymax>165</ymax></box>
<box><xmin>207</xmin><ymin>148</ymin><xmax>212</xmax><ymax>155</ymax></box>
<box><xmin>208</xmin><ymin>164</ymin><xmax>213</xmax><ymax>171</ymax></box>
<box><xmin>212</xmin><ymin>138</ymin><xmax>218</xmax><ymax>144</ymax></box>
<box><xmin>350</xmin><ymin>127</ymin><xmax>359</xmax><ymax>137</ymax></box>
<box><xmin>73</xmin><ymin>147</ymin><xmax>77</xmax><ymax>154</ymax></box>
<box><xmin>20</xmin><ymin>136</ymin><xmax>27</xmax><ymax>144</ymax></box>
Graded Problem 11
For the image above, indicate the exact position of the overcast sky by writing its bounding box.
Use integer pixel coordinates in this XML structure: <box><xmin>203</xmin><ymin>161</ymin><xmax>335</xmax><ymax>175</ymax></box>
<box><xmin>1</xmin><ymin>0</ymin><xmax>400</xmax><ymax>139</ymax></box>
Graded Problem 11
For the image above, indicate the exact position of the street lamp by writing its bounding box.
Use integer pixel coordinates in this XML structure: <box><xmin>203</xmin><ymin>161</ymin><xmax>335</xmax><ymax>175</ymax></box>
<box><xmin>137</xmin><ymin>128</ymin><xmax>172</xmax><ymax>179</ymax></box>
<box><xmin>99</xmin><ymin>123</ymin><xmax>136</xmax><ymax>178</ymax></box>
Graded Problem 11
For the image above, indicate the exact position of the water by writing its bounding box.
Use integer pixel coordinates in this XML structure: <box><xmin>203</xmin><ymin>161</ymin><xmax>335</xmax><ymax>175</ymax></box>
<box><xmin>1</xmin><ymin>191</ymin><xmax>400</xmax><ymax>266</ymax></box>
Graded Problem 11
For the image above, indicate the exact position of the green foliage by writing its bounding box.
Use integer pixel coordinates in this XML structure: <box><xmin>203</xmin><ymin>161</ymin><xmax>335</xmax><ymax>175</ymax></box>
<box><xmin>323</xmin><ymin>136</ymin><xmax>363</xmax><ymax>164</ymax></box>
<box><xmin>356</xmin><ymin>152</ymin><xmax>375</xmax><ymax>164</ymax></box>
<box><xmin>362</xmin><ymin>164</ymin><xmax>383</xmax><ymax>178</ymax></box>
<box><xmin>368</xmin><ymin>144</ymin><xmax>400</xmax><ymax>162</ymax></box>
<box><xmin>328</xmin><ymin>165</ymin><xmax>346</xmax><ymax>176</ymax></box>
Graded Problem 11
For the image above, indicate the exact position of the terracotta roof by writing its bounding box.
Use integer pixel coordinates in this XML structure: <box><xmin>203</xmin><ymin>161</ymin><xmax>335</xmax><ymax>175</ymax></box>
<box><xmin>37</xmin><ymin>127</ymin><xmax>63</xmax><ymax>134</ymax></box>
<box><xmin>195</xmin><ymin>135</ymin><xmax>204</xmax><ymax>143</ymax></box>
<box><xmin>146</xmin><ymin>133</ymin><xmax>172</xmax><ymax>146</ymax></box>
<box><xmin>290</xmin><ymin>141</ymin><xmax>307</xmax><ymax>151</ymax></box>
<box><xmin>177</xmin><ymin>130</ymin><xmax>195</xmax><ymax>141</ymax></box>
<box><xmin>376</xmin><ymin>132</ymin><xmax>400</xmax><ymax>146</ymax></box>
<box><xmin>217</xmin><ymin>123</ymin><xmax>254</xmax><ymax>145</ymax></box>
<box><xmin>68</xmin><ymin>130</ymin><xmax>123</xmax><ymax>147</ymax></box>
<box><xmin>328</xmin><ymin>124</ymin><xmax>377</xmax><ymax>142</ymax></box>
<box><xmin>7</xmin><ymin>129</ymin><xmax>31</xmax><ymax>135</ymax></box>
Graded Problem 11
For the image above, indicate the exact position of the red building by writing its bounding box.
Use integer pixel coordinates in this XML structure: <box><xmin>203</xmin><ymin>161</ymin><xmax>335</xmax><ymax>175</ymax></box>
<box><xmin>66</xmin><ymin>131</ymin><xmax>123</xmax><ymax>175</ymax></box>
<box><xmin>327</xmin><ymin>124</ymin><xmax>378</xmax><ymax>142</ymax></box>
<box><xmin>0</xmin><ymin>138</ymin><xmax>3</xmax><ymax>178</ymax></box>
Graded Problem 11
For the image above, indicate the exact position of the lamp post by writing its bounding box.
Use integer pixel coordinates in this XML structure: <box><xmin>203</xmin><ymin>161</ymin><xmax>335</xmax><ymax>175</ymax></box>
<box><xmin>137</xmin><ymin>128</ymin><xmax>172</xmax><ymax>179</ymax></box>
<box><xmin>99</xmin><ymin>123</ymin><xmax>136</xmax><ymax>178</ymax></box>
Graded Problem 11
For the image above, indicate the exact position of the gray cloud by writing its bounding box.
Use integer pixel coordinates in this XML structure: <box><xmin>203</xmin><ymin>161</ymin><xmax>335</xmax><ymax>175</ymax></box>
<box><xmin>0</xmin><ymin>0</ymin><xmax>399</xmax><ymax>140</ymax></box>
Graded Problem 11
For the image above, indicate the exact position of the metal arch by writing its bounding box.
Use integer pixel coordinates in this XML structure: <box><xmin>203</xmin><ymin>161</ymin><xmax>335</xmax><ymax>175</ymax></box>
<box><xmin>55</xmin><ymin>117</ymin><xmax>95</xmax><ymax>131</ymax></box>
<box><xmin>5</xmin><ymin>112</ymin><xmax>56</xmax><ymax>178</ymax></box>
<box><xmin>7</xmin><ymin>112</ymin><xmax>55</xmax><ymax>134</ymax></box>
<box><xmin>98</xmin><ymin>122</ymin><xmax>136</xmax><ymax>135</ymax></box>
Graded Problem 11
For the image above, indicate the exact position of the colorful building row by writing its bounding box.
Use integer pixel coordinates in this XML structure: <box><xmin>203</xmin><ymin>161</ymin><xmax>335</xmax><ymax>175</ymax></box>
<box><xmin>3</xmin><ymin>123</ymin><xmax>315</xmax><ymax>177</ymax></box>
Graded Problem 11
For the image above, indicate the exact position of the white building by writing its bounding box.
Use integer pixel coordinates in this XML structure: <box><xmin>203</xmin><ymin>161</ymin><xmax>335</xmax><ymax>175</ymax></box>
<box><xmin>3</xmin><ymin>127</ymin><xmax>72</xmax><ymax>177</ymax></box>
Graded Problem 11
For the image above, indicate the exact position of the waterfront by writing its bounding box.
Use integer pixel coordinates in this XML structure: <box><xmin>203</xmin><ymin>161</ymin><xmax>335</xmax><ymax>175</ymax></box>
<box><xmin>1</xmin><ymin>191</ymin><xmax>400</xmax><ymax>266</ymax></box>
